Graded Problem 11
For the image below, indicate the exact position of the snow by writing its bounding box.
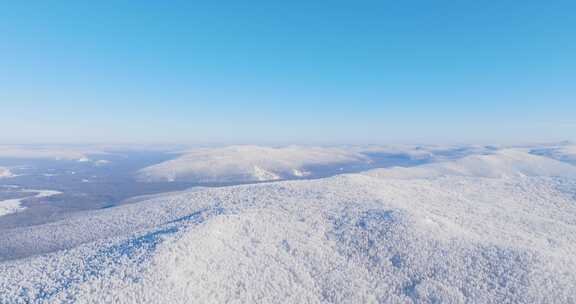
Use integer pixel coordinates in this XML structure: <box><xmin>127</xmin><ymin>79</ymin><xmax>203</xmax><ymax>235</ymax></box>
<box><xmin>252</xmin><ymin>165</ymin><xmax>281</xmax><ymax>181</ymax></box>
<box><xmin>530</xmin><ymin>144</ymin><xmax>576</xmax><ymax>165</ymax></box>
<box><xmin>0</xmin><ymin>198</ymin><xmax>25</xmax><ymax>217</ymax></box>
<box><xmin>135</xmin><ymin>144</ymin><xmax>507</xmax><ymax>183</ymax></box>
<box><xmin>366</xmin><ymin>149</ymin><xmax>576</xmax><ymax>179</ymax></box>
<box><xmin>0</xmin><ymin>189</ymin><xmax>62</xmax><ymax>217</ymax></box>
<box><xmin>292</xmin><ymin>168</ymin><xmax>310</xmax><ymax>177</ymax></box>
<box><xmin>357</xmin><ymin>144</ymin><xmax>498</xmax><ymax>161</ymax></box>
<box><xmin>137</xmin><ymin>145</ymin><xmax>370</xmax><ymax>183</ymax></box>
<box><xmin>0</xmin><ymin>167</ymin><xmax>12</xmax><ymax>178</ymax></box>
<box><xmin>1</xmin><ymin>148</ymin><xmax>576</xmax><ymax>303</ymax></box>
<box><xmin>0</xmin><ymin>145</ymin><xmax>104</xmax><ymax>161</ymax></box>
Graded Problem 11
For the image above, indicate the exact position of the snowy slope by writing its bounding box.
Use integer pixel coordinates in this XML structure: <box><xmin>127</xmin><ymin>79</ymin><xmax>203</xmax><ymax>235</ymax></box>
<box><xmin>366</xmin><ymin>149</ymin><xmax>576</xmax><ymax>179</ymax></box>
<box><xmin>358</xmin><ymin>144</ymin><xmax>498</xmax><ymax>161</ymax></box>
<box><xmin>137</xmin><ymin>145</ymin><xmax>370</xmax><ymax>183</ymax></box>
<box><xmin>135</xmin><ymin>144</ymin><xmax>505</xmax><ymax>184</ymax></box>
<box><xmin>1</xmin><ymin>152</ymin><xmax>576</xmax><ymax>303</ymax></box>
<box><xmin>531</xmin><ymin>144</ymin><xmax>576</xmax><ymax>165</ymax></box>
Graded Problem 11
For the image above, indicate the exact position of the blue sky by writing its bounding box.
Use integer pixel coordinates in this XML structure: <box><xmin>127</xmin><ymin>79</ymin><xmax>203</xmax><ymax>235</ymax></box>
<box><xmin>1</xmin><ymin>1</ymin><xmax>575</xmax><ymax>144</ymax></box>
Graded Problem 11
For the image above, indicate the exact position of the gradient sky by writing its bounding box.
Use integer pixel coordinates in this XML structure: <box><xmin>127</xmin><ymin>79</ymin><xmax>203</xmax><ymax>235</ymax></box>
<box><xmin>1</xmin><ymin>1</ymin><xmax>575</xmax><ymax>144</ymax></box>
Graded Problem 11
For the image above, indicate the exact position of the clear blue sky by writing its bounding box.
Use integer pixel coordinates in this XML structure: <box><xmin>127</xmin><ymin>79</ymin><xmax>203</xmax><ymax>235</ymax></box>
<box><xmin>1</xmin><ymin>1</ymin><xmax>575</xmax><ymax>144</ymax></box>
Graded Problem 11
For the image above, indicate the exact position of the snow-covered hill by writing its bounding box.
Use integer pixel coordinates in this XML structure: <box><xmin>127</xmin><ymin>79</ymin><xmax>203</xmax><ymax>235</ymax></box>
<box><xmin>1</xmin><ymin>149</ymin><xmax>576</xmax><ymax>303</ymax></box>
<box><xmin>134</xmin><ymin>144</ymin><xmax>510</xmax><ymax>184</ymax></box>
<box><xmin>531</xmin><ymin>144</ymin><xmax>576</xmax><ymax>165</ymax></box>
<box><xmin>366</xmin><ymin>149</ymin><xmax>576</xmax><ymax>179</ymax></box>
<box><xmin>136</xmin><ymin>145</ymin><xmax>370</xmax><ymax>183</ymax></box>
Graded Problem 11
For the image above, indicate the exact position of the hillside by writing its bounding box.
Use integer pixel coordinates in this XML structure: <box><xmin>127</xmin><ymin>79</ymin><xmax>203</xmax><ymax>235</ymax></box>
<box><xmin>1</xmin><ymin>149</ymin><xmax>576</xmax><ymax>303</ymax></box>
<box><xmin>136</xmin><ymin>145</ymin><xmax>370</xmax><ymax>183</ymax></box>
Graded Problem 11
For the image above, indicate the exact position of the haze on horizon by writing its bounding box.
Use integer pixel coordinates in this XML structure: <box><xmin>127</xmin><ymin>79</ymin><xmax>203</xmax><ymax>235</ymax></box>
<box><xmin>1</xmin><ymin>1</ymin><xmax>575</xmax><ymax>144</ymax></box>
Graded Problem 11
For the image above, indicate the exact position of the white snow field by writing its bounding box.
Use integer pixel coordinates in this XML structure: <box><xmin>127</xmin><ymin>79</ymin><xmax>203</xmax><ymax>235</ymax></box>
<box><xmin>1</xmin><ymin>149</ymin><xmax>576</xmax><ymax>303</ymax></box>
<box><xmin>0</xmin><ymin>189</ymin><xmax>62</xmax><ymax>217</ymax></box>
<box><xmin>137</xmin><ymin>145</ymin><xmax>370</xmax><ymax>182</ymax></box>
<box><xmin>367</xmin><ymin>149</ymin><xmax>576</xmax><ymax>180</ymax></box>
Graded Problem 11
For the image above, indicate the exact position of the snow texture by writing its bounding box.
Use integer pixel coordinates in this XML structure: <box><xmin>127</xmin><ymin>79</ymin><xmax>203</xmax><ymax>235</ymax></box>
<box><xmin>137</xmin><ymin>145</ymin><xmax>370</xmax><ymax>182</ymax></box>
<box><xmin>1</xmin><ymin>148</ymin><xmax>576</xmax><ymax>303</ymax></box>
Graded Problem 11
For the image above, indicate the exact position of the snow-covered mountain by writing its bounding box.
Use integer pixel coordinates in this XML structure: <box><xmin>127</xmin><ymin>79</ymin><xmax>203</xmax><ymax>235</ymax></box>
<box><xmin>136</xmin><ymin>145</ymin><xmax>370</xmax><ymax>183</ymax></box>
<box><xmin>1</xmin><ymin>148</ymin><xmax>576</xmax><ymax>303</ymax></box>
<box><xmin>136</xmin><ymin>144</ymin><xmax>576</xmax><ymax>184</ymax></box>
<box><xmin>367</xmin><ymin>149</ymin><xmax>576</xmax><ymax>179</ymax></box>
